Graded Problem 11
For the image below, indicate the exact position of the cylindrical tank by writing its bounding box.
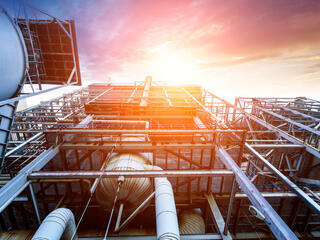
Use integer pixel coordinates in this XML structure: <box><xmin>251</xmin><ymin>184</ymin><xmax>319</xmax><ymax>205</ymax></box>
<box><xmin>0</xmin><ymin>8</ymin><xmax>28</xmax><ymax>101</ymax></box>
<box><xmin>178</xmin><ymin>209</ymin><xmax>205</xmax><ymax>234</ymax></box>
<box><xmin>95</xmin><ymin>153</ymin><xmax>153</xmax><ymax>215</ymax></box>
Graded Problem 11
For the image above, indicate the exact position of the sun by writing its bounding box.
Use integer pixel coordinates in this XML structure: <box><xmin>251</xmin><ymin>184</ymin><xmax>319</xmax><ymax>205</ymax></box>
<box><xmin>149</xmin><ymin>53</ymin><xmax>192</xmax><ymax>84</ymax></box>
<box><xmin>146</xmin><ymin>42</ymin><xmax>199</xmax><ymax>84</ymax></box>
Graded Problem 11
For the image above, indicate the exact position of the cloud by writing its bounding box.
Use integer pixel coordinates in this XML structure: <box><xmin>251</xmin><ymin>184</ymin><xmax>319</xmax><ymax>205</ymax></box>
<box><xmin>196</xmin><ymin>52</ymin><xmax>281</xmax><ymax>68</ymax></box>
<box><xmin>3</xmin><ymin>0</ymin><xmax>320</xmax><ymax>84</ymax></box>
<box><xmin>304</xmin><ymin>62</ymin><xmax>320</xmax><ymax>74</ymax></box>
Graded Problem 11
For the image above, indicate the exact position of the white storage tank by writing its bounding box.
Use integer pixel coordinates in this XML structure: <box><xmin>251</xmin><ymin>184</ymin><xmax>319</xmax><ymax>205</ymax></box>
<box><xmin>95</xmin><ymin>153</ymin><xmax>153</xmax><ymax>215</ymax></box>
<box><xmin>0</xmin><ymin>8</ymin><xmax>28</xmax><ymax>101</ymax></box>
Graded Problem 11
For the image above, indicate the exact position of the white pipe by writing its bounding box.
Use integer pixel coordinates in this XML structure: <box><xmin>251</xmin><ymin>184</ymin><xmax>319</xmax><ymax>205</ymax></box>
<box><xmin>32</xmin><ymin>208</ymin><xmax>77</xmax><ymax>240</ymax></box>
<box><xmin>145</xmin><ymin>165</ymin><xmax>180</xmax><ymax>240</ymax></box>
<box><xmin>155</xmin><ymin>177</ymin><xmax>180</xmax><ymax>240</ymax></box>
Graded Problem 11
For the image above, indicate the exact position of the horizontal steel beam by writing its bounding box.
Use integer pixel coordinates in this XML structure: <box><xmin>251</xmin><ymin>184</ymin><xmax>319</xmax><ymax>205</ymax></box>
<box><xmin>249</xmin><ymin>144</ymin><xmax>304</xmax><ymax>149</ymax></box>
<box><xmin>10</xmin><ymin>191</ymin><xmax>320</xmax><ymax>203</ymax></box>
<box><xmin>61</xmin><ymin>143</ymin><xmax>214</xmax><ymax>151</ymax></box>
<box><xmin>79</xmin><ymin>235</ymin><xmax>222</xmax><ymax>240</ymax></box>
<box><xmin>28</xmin><ymin>170</ymin><xmax>234</xmax><ymax>180</ymax></box>
<box><xmin>46</xmin><ymin>129</ymin><xmax>245</xmax><ymax>134</ymax></box>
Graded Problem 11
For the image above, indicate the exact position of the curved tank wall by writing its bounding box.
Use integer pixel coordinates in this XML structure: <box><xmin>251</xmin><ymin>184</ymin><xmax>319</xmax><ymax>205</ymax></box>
<box><xmin>0</xmin><ymin>8</ymin><xmax>28</xmax><ymax>101</ymax></box>
<box><xmin>96</xmin><ymin>153</ymin><xmax>153</xmax><ymax>215</ymax></box>
<box><xmin>178</xmin><ymin>209</ymin><xmax>205</xmax><ymax>234</ymax></box>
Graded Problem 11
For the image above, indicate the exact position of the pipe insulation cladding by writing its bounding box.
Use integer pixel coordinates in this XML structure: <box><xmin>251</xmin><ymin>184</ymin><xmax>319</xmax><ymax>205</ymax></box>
<box><xmin>32</xmin><ymin>208</ymin><xmax>77</xmax><ymax>240</ymax></box>
<box><xmin>0</xmin><ymin>8</ymin><xmax>28</xmax><ymax>101</ymax></box>
<box><xmin>95</xmin><ymin>153</ymin><xmax>154</xmax><ymax>215</ymax></box>
<box><xmin>154</xmin><ymin>177</ymin><xmax>180</xmax><ymax>240</ymax></box>
<box><xmin>144</xmin><ymin>165</ymin><xmax>180</xmax><ymax>240</ymax></box>
<box><xmin>96</xmin><ymin>153</ymin><xmax>181</xmax><ymax>239</ymax></box>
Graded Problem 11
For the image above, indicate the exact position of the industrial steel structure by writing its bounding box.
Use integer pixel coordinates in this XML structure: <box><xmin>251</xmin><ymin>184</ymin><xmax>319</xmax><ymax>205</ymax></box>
<box><xmin>0</xmin><ymin>5</ymin><xmax>320</xmax><ymax>240</ymax></box>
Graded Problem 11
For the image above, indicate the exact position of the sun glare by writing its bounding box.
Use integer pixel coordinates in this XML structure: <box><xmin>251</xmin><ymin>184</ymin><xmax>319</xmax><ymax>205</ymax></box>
<box><xmin>149</xmin><ymin>52</ymin><xmax>196</xmax><ymax>85</ymax></box>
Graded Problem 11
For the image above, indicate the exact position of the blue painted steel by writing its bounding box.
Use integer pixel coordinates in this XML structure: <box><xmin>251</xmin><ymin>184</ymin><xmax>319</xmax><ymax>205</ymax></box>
<box><xmin>0</xmin><ymin>145</ymin><xmax>60</xmax><ymax>212</ymax></box>
<box><xmin>217</xmin><ymin>146</ymin><xmax>298</xmax><ymax>240</ymax></box>
<box><xmin>246</xmin><ymin>143</ymin><xmax>320</xmax><ymax>214</ymax></box>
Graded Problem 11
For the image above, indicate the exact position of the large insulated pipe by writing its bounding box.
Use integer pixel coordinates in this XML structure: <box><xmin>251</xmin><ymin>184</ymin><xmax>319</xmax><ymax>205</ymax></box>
<box><xmin>96</xmin><ymin>152</ymin><xmax>180</xmax><ymax>239</ymax></box>
<box><xmin>155</xmin><ymin>177</ymin><xmax>180</xmax><ymax>240</ymax></box>
<box><xmin>145</xmin><ymin>165</ymin><xmax>180</xmax><ymax>240</ymax></box>
<box><xmin>32</xmin><ymin>208</ymin><xmax>77</xmax><ymax>240</ymax></box>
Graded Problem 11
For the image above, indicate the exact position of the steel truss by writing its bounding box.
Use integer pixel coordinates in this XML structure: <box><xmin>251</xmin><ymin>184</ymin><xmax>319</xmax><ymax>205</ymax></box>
<box><xmin>0</xmin><ymin>82</ymin><xmax>319</xmax><ymax>239</ymax></box>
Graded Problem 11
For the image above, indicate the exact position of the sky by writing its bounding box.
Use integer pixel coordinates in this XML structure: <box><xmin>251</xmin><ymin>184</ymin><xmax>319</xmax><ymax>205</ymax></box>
<box><xmin>2</xmin><ymin>0</ymin><xmax>320</xmax><ymax>101</ymax></box>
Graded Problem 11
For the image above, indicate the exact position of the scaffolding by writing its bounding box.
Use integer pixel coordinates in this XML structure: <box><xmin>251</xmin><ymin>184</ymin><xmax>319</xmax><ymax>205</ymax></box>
<box><xmin>0</xmin><ymin>79</ymin><xmax>319</xmax><ymax>239</ymax></box>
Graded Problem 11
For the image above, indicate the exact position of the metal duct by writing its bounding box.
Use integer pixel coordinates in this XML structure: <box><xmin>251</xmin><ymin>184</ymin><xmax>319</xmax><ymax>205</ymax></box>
<box><xmin>144</xmin><ymin>165</ymin><xmax>180</xmax><ymax>240</ymax></box>
<box><xmin>154</xmin><ymin>177</ymin><xmax>180</xmax><ymax>240</ymax></box>
<box><xmin>32</xmin><ymin>208</ymin><xmax>77</xmax><ymax>240</ymax></box>
<box><xmin>96</xmin><ymin>153</ymin><xmax>180</xmax><ymax>239</ymax></box>
<box><xmin>95</xmin><ymin>153</ymin><xmax>153</xmax><ymax>215</ymax></box>
<box><xmin>178</xmin><ymin>209</ymin><xmax>205</xmax><ymax>235</ymax></box>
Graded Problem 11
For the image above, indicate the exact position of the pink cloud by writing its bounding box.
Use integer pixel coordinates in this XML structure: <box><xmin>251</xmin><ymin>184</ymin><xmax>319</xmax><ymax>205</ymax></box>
<box><xmin>16</xmin><ymin>0</ymin><xmax>320</xmax><ymax>81</ymax></box>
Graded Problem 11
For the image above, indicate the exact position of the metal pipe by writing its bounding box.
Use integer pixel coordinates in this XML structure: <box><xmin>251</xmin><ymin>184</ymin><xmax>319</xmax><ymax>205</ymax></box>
<box><xmin>115</xmin><ymin>192</ymin><xmax>155</xmax><ymax>232</ymax></box>
<box><xmin>155</xmin><ymin>177</ymin><xmax>180</xmax><ymax>240</ymax></box>
<box><xmin>28</xmin><ymin>170</ymin><xmax>233</xmax><ymax>180</ymax></box>
<box><xmin>115</xmin><ymin>203</ymin><xmax>124</xmax><ymax>231</ymax></box>
<box><xmin>32</xmin><ymin>208</ymin><xmax>77</xmax><ymax>240</ymax></box>
<box><xmin>104</xmin><ymin>180</ymin><xmax>122</xmax><ymax>240</ymax></box>
<box><xmin>5</xmin><ymin>132</ymin><xmax>43</xmax><ymax>157</ymax></box>
<box><xmin>144</xmin><ymin>165</ymin><xmax>180</xmax><ymax>240</ymax></box>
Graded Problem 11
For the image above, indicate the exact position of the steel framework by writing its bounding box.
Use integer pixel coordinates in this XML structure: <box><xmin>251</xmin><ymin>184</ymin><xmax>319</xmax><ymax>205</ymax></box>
<box><xmin>0</xmin><ymin>80</ymin><xmax>319</xmax><ymax>239</ymax></box>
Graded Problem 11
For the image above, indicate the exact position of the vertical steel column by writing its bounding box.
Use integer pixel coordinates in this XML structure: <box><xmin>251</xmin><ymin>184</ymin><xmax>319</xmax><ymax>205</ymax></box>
<box><xmin>223</xmin><ymin>178</ymin><xmax>237</xmax><ymax>235</ymax></box>
<box><xmin>29</xmin><ymin>184</ymin><xmax>41</xmax><ymax>225</ymax></box>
